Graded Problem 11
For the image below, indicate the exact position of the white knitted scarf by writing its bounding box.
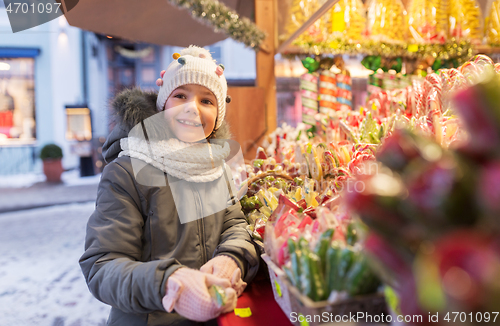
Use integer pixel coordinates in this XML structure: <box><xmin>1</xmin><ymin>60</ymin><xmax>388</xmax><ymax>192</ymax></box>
<box><xmin>118</xmin><ymin>137</ymin><xmax>230</xmax><ymax>183</ymax></box>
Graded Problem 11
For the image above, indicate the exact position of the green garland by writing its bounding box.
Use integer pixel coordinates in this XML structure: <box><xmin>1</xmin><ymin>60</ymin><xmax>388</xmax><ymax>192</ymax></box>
<box><xmin>288</xmin><ymin>35</ymin><xmax>474</xmax><ymax>62</ymax></box>
<box><xmin>168</xmin><ymin>0</ymin><xmax>266</xmax><ymax>50</ymax></box>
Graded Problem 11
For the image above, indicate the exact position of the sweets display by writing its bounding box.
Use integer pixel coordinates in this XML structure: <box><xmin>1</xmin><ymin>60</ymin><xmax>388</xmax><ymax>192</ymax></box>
<box><xmin>319</xmin><ymin>70</ymin><xmax>338</xmax><ymax>118</ymax></box>
<box><xmin>448</xmin><ymin>0</ymin><xmax>483</xmax><ymax>42</ymax></box>
<box><xmin>347</xmin><ymin>70</ymin><xmax>500</xmax><ymax>320</ymax></box>
<box><xmin>300</xmin><ymin>73</ymin><xmax>319</xmax><ymax>126</ymax></box>
<box><xmin>486</xmin><ymin>0</ymin><xmax>500</xmax><ymax>45</ymax></box>
<box><xmin>335</xmin><ymin>63</ymin><xmax>353</xmax><ymax>112</ymax></box>
<box><xmin>407</xmin><ymin>0</ymin><xmax>449</xmax><ymax>43</ymax></box>
<box><xmin>285</xmin><ymin>0</ymin><xmax>317</xmax><ymax>37</ymax></box>
<box><xmin>366</xmin><ymin>0</ymin><xmax>407</xmax><ymax>42</ymax></box>
<box><xmin>326</xmin><ymin>0</ymin><xmax>366</xmax><ymax>41</ymax></box>
<box><xmin>247</xmin><ymin>56</ymin><xmax>498</xmax><ymax>240</ymax></box>
<box><xmin>265</xmin><ymin>204</ymin><xmax>381</xmax><ymax>301</ymax></box>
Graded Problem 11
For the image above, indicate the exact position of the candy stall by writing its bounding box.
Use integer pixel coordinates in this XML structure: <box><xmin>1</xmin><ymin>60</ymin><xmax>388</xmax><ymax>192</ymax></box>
<box><xmin>218</xmin><ymin>1</ymin><xmax>500</xmax><ymax>325</ymax></box>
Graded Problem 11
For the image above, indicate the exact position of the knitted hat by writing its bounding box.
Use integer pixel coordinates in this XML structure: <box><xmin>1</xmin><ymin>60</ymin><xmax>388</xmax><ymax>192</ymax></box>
<box><xmin>156</xmin><ymin>45</ymin><xmax>228</xmax><ymax>130</ymax></box>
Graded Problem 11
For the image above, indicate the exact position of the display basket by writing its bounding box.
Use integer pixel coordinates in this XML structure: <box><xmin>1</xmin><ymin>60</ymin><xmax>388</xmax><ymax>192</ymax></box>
<box><xmin>262</xmin><ymin>254</ymin><xmax>294</xmax><ymax>318</ymax></box>
<box><xmin>262</xmin><ymin>254</ymin><xmax>388</xmax><ymax>326</ymax></box>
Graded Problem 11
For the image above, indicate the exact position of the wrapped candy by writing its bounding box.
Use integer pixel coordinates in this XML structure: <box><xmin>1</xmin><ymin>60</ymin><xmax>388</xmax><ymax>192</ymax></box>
<box><xmin>407</xmin><ymin>0</ymin><xmax>448</xmax><ymax>43</ymax></box>
<box><xmin>336</xmin><ymin>69</ymin><xmax>353</xmax><ymax>112</ymax></box>
<box><xmin>285</xmin><ymin>0</ymin><xmax>317</xmax><ymax>37</ymax></box>
<box><xmin>448</xmin><ymin>0</ymin><xmax>483</xmax><ymax>42</ymax></box>
<box><xmin>439</xmin><ymin>68</ymin><xmax>467</xmax><ymax>113</ymax></box>
<box><xmin>460</xmin><ymin>56</ymin><xmax>495</xmax><ymax>85</ymax></box>
<box><xmin>486</xmin><ymin>0</ymin><xmax>500</xmax><ymax>45</ymax></box>
<box><xmin>327</xmin><ymin>0</ymin><xmax>366</xmax><ymax>41</ymax></box>
<box><xmin>366</xmin><ymin>0</ymin><xmax>407</xmax><ymax>42</ymax></box>
<box><xmin>300</xmin><ymin>73</ymin><xmax>319</xmax><ymax>126</ymax></box>
<box><xmin>319</xmin><ymin>70</ymin><xmax>338</xmax><ymax>118</ymax></box>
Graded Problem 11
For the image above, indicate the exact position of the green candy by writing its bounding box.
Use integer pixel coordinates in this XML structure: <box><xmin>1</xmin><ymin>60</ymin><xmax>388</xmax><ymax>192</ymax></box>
<box><xmin>288</xmin><ymin>238</ymin><xmax>302</xmax><ymax>291</ymax></box>
<box><xmin>308</xmin><ymin>252</ymin><xmax>326</xmax><ymax>301</ymax></box>
<box><xmin>346</xmin><ymin>223</ymin><xmax>358</xmax><ymax>246</ymax></box>
<box><xmin>345</xmin><ymin>256</ymin><xmax>381</xmax><ymax>296</ymax></box>
<box><xmin>314</xmin><ymin>229</ymin><xmax>335</xmax><ymax>274</ymax></box>
<box><xmin>209</xmin><ymin>285</ymin><xmax>226</xmax><ymax>308</ymax></box>
<box><xmin>301</xmin><ymin>57</ymin><xmax>320</xmax><ymax>73</ymax></box>
<box><xmin>326</xmin><ymin>242</ymin><xmax>342</xmax><ymax>294</ymax></box>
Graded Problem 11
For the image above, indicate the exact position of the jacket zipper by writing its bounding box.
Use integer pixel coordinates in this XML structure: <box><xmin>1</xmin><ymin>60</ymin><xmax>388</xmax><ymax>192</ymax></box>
<box><xmin>195</xmin><ymin>189</ymin><xmax>207</xmax><ymax>264</ymax></box>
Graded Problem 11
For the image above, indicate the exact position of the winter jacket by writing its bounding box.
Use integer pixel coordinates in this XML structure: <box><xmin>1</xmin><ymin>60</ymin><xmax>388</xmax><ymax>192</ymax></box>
<box><xmin>79</xmin><ymin>89</ymin><xmax>259</xmax><ymax>326</ymax></box>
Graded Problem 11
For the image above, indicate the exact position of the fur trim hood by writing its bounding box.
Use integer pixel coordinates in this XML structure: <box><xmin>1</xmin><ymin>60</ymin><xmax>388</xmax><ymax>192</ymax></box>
<box><xmin>102</xmin><ymin>88</ymin><xmax>232</xmax><ymax>163</ymax></box>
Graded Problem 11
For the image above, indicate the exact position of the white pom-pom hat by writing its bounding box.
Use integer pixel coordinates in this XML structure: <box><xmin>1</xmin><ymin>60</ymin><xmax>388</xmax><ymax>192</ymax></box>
<box><xmin>156</xmin><ymin>45</ymin><xmax>228</xmax><ymax>131</ymax></box>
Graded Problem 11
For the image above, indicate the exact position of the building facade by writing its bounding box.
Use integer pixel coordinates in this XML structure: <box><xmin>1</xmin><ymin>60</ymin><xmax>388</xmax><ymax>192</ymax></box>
<box><xmin>0</xmin><ymin>2</ymin><xmax>256</xmax><ymax>176</ymax></box>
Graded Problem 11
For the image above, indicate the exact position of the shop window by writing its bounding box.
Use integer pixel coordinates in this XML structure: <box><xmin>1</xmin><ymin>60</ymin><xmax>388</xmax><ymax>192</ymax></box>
<box><xmin>141</xmin><ymin>67</ymin><xmax>155</xmax><ymax>84</ymax></box>
<box><xmin>0</xmin><ymin>57</ymin><xmax>35</xmax><ymax>143</ymax></box>
<box><xmin>207</xmin><ymin>45</ymin><xmax>222</xmax><ymax>63</ymax></box>
<box><xmin>66</xmin><ymin>107</ymin><xmax>92</xmax><ymax>141</ymax></box>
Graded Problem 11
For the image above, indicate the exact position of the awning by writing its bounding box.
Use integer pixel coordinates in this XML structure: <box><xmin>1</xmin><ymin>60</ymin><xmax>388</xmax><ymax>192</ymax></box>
<box><xmin>63</xmin><ymin>0</ymin><xmax>255</xmax><ymax>47</ymax></box>
<box><xmin>0</xmin><ymin>48</ymin><xmax>41</xmax><ymax>58</ymax></box>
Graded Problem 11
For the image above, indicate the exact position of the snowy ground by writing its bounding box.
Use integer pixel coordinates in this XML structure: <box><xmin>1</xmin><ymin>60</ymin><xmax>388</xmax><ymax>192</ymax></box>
<box><xmin>0</xmin><ymin>170</ymin><xmax>101</xmax><ymax>189</ymax></box>
<box><xmin>0</xmin><ymin>202</ymin><xmax>110</xmax><ymax>326</ymax></box>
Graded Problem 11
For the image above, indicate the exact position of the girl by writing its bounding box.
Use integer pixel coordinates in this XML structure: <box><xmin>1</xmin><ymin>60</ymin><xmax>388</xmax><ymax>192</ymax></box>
<box><xmin>80</xmin><ymin>46</ymin><xmax>259</xmax><ymax>326</ymax></box>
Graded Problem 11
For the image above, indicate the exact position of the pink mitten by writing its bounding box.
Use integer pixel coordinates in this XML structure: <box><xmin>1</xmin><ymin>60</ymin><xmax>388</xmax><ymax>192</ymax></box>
<box><xmin>200</xmin><ymin>255</ymin><xmax>247</xmax><ymax>296</ymax></box>
<box><xmin>162</xmin><ymin>267</ymin><xmax>237</xmax><ymax>322</ymax></box>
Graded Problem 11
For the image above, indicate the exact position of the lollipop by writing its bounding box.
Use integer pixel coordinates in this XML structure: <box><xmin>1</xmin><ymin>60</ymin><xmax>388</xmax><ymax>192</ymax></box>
<box><xmin>423</xmin><ymin>73</ymin><xmax>443</xmax><ymax>115</ymax></box>
<box><xmin>413</xmin><ymin>81</ymin><xmax>425</xmax><ymax>117</ymax></box>
<box><xmin>460</xmin><ymin>61</ymin><xmax>482</xmax><ymax>85</ymax></box>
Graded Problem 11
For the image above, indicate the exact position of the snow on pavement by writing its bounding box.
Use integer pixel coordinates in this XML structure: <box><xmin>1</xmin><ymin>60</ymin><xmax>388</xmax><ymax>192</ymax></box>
<box><xmin>0</xmin><ymin>170</ymin><xmax>101</xmax><ymax>189</ymax></box>
<box><xmin>0</xmin><ymin>202</ymin><xmax>110</xmax><ymax>326</ymax></box>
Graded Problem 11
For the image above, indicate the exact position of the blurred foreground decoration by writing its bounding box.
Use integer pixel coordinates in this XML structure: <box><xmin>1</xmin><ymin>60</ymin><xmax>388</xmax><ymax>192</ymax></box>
<box><xmin>62</xmin><ymin>0</ymin><xmax>265</xmax><ymax>49</ymax></box>
<box><xmin>347</xmin><ymin>66</ymin><xmax>500</xmax><ymax>324</ymax></box>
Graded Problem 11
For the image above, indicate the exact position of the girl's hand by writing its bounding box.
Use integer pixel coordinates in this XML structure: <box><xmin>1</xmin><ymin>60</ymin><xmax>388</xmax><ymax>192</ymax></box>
<box><xmin>200</xmin><ymin>255</ymin><xmax>247</xmax><ymax>296</ymax></box>
<box><xmin>162</xmin><ymin>267</ymin><xmax>237</xmax><ymax>321</ymax></box>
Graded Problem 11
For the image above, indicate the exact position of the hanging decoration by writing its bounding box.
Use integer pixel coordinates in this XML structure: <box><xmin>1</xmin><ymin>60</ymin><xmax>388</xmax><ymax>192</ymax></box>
<box><xmin>115</xmin><ymin>46</ymin><xmax>154</xmax><ymax>59</ymax></box>
<box><xmin>286</xmin><ymin>38</ymin><xmax>474</xmax><ymax>63</ymax></box>
<box><xmin>167</xmin><ymin>0</ymin><xmax>266</xmax><ymax>51</ymax></box>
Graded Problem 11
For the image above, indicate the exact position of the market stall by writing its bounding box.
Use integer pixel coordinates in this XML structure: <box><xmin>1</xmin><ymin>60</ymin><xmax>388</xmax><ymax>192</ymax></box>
<box><xmin>224</xmin><ymin>0</ymin><xmax>500</xmax><ymax>325</ymax></box>
<box><xmin>63</xmin><ymin>0</ymin><xmax>500</xmax><ymax>324</ymax></box>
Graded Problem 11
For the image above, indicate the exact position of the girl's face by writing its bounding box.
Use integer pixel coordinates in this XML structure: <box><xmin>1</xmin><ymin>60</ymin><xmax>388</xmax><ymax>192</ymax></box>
<box><xmin>163</xmin><ymin>84</ymin><xmax>218</xmax><ymax>143</ymax></box>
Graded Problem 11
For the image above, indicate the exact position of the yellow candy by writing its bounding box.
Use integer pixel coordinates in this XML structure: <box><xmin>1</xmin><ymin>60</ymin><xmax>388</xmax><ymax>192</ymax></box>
<box><xmin>367</xmin><ymin>0</ymin><xmax>407</xmax><ymax>42</ymax></box>
<box><xmin>408</xmin><ymin>0</ymin><xmax>449</xmax><ymax>43</ymax></box>
<box><xmin>285</xmin><ymin>0</ymin><xmax>319</xmax><ymax>38</ymax></box>
<box><xmin>172</xmin><ymin>53</ymin><xmax>181</xmax><ymax>60</ymax></box>
<box><xmin>295</xmin><ymin>187</ymin><xmax>303</xmax><ymax>202</ymax></box>
<box><xmin>486</xmin><ymin>0</ymin><xmax>500</xmax><ymax>45</ymax></box>
<box><xmin>449</xmin><ymin>0</ymin><xmax>482</xmax><ymax>41</ymax></box>
<box><xmin>327</xmin><ymin>0</ymin><xmax>366</xmax><ymax>41</ymax></box>
<box><xmin>308</xmin><ymin>147</ymin><xmax>323</xmax><ymax>181</ymax></box>
<box><xmin>305</xmin><ymin>191</ymin><xmax>319</xmax><ymax>207</ymax></box>
<box><xmin>256</xmin><ymin>189</ymin><xmax>271</xmax><ymax>209</ymax></box>
<box><xmin>268</xmin><ymin>187</ymin><xmax>279</xmax><ymax>194</ymax></box>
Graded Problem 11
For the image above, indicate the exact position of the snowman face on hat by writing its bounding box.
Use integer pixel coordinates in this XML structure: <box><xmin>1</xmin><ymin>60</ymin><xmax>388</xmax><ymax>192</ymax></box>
<box><xmin>163</xmin><ymin>84</ymin><xmax>218</xmax><ymax>143</ymax></box>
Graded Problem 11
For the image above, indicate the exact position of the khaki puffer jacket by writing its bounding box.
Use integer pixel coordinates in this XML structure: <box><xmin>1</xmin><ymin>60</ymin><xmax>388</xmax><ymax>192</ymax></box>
<box><xmin>79</xmin><ymin>89</ymin><xmax>259</xmax><ymax>326</ymax></box>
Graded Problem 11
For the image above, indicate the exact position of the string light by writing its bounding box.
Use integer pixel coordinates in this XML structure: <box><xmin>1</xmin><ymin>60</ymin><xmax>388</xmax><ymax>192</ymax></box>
<box><xmin>167</xmin><ymin>0</ymin><xmax>266</xmax><ymax>50</ymax></box>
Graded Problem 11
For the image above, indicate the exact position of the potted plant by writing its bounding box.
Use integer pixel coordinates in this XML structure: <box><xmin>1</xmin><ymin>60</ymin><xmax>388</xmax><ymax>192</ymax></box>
<box><xmin>40</xmin><ymin>144</ymin><xmax>64</xmax><ymax>183</ymax></box>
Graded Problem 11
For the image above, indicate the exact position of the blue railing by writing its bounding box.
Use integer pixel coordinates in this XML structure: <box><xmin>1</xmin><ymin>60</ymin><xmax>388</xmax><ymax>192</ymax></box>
<box><xmin>0</xmin><ymin>144</ymin><xmax>38</xmax><ymax>175</ymax></box>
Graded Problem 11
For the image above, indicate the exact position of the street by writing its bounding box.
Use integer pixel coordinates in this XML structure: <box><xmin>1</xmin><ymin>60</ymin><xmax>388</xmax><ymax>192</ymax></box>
<box><xmin>0</xmin><ymin>202</ymin><xmax>110</xmax><ymax>326</ymax></box>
